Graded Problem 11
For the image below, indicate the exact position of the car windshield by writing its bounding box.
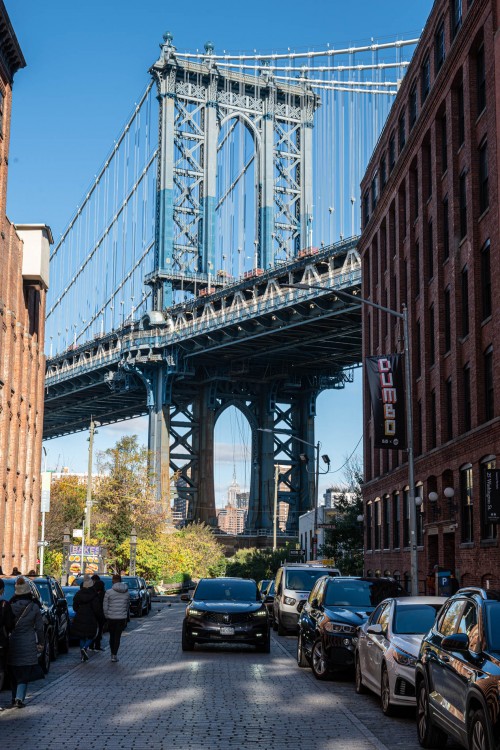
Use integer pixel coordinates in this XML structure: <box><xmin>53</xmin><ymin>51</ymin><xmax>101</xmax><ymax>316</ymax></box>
<box><xmin>72</xmin><ymin>577</ymin><xmax>114</xmax><ymax>590</ymax></box>
<box><xmin>285</xmin><ymin>569</ymin><xmax>336</xmax><ymax>591</ymax></box>
<box><xmin>34</xmin><ymin>582</ymin><xmax>51</xmax><ymax>605</ymax></box>
<box><xmin>485</xmin><ymin>601</ymin><xmax>500</xmax><ymax>651</ymax></box>
<box><xmin>324</xmin><ymin>579</ymin><xmax>403</xmax><ymax>608</ymax></box>
<box><xmin>122</xmin><ymin>578</ymin><xmax>139</xmax><ymax>590</ymax></box>
<box><xmin>195</xmin><ymin>580</ymin><xmax>259</xmax><ymax>602</ymax></box>
<box><xmin>393</xmin><ymin>603</ymin><xmax>443</xmax><ymax>634</ymax></box>
<box><xmin>0</xmin><ymin>582</ymin><xmax>15</xmax><ymax>601</ymax></box>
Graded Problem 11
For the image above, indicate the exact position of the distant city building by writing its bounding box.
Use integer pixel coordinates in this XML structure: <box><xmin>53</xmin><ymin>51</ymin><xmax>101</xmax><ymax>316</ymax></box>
<box><xmin>0</xmin><ymin>4</ymin><xmax>52</xmax><ymax>573</ymax></box>
<box><xmin>217</xmin><ymin>504</ymin><xmax>247</xmax><ymax>535</ymax></box>
<box><xmin>323</xmin><ymin>487</ymin><xmax>356</xmax><ymax>508</ymax></box>
<box><xmin>235</xmin><ymin>491</ymin><xmax>249</xmax><ymax>510</ymax></box>
<box><xmin>278</xmin><ymin>501</ymin><xmax>289</xmax><ymax>532</ymax></box>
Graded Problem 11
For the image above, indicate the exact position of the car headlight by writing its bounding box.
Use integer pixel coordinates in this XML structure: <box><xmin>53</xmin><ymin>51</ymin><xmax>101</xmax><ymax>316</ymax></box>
<box><xmin>324</xmin><ymin>621</ymin><xmax>357</xmax><ymax>635</ymax></box>
<box><xmin>284</xmin><ymin>596</ymin><xmax>296</xmax><ymax>605</ymax></box>
<box><xmin>187</xmin><ymin>608</ymin><xmax>204</xmax><ymax>617</ymax></box>
<box><xmin>391</xmin><ymin>646</ymin><xmax>417</xmax><ymax>667</ymax></box>
<box><xmin>129</xmin><ymin>592</ymin><xmax>139</xmax><ymax>599</ymax></box>
<box><xmin>253</xmin><ymin>609</ymin><xmax>268</xmax><ymax>618</ymax></box>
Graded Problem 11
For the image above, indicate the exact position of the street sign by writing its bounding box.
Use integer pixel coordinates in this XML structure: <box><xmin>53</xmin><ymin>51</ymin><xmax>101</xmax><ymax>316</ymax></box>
<box><xmin>290</xmin><ymin>549</ymin><xmax>306</xmax><ymax>556</ymax></box>
<box><xmin>73</xmin><ymin>529</ymin><xmax>83</xmax><ymax>538</ymax></box>
<box><xmin>318</xmin><ymin>523</ymin><xmax>336</xmax><ymax>529</ymax></box>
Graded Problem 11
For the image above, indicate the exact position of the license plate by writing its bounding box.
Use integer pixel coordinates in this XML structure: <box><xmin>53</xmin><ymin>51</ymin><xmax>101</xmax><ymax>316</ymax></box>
<box><xmin>220</xmin><ymin>626</ymin><xmax>235</xmax><ymax>635</ymax></box>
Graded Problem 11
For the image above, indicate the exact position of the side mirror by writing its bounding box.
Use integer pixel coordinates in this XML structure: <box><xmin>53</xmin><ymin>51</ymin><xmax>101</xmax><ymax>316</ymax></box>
<box><xmin>180</xmin><ymin>593</ymin><xmax>191</xmax><ymax>602</ymax></box>
<box><xmin>367</xmin><ymin>623</ymin><xmax>384</xmax><ymax>636</ymax></box>
<box><xmin>441</xmin><ymin>632</ymin><xmax>469</xmax><ymax>652</ymax></box>
<box><xmin>264</xmin><ymin>594</ymin><xmax>275</xmax><ymax>603</ymax></box>
<box><xmin>311</xmin><ymin>598</ymin><xmax>319</xmax><ymax>609</ymax></box>
<box><xmin>57</xmin><ymin>598</ymin><xmax>67</xmax><ymax>609</ymax></box>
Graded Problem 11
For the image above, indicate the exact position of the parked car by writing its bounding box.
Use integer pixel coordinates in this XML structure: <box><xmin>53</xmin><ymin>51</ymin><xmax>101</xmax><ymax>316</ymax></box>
<box><xmin>415</xmin><ymin>586</ymin><xmax>500</xmax><ymax>750</ymax></box>
<box><xmin>257</xmin><ymin>579</ymin><xmax>272</xmax><ymax>596</ymax></box>
<box><xmin>273</xmin><ymin>563</ymin><xmax>341</xmax><ymax>635</ymax></box>
<box><xmin>71</xmin><ymin>574</ymin><xmax>115</xmax><ymax>591</ymax></box>
<box><xmin>61</xmin><ymin>585</ymin><xmax>77</xmax><ymax>642</ymax></box>
<box><xmin>297</xmin><ymin>576</ymin><xmax>406</xmax><ymax>680</ymax></box>
<box><xmin>0</xmin><ymin>576</ymin><xmax>52</xmax><ymax>674</ymax></box>
<box><xmin>139</xmin><ymin>577</ymin><xmax>152</xmax><ymax>613</ymax></box>
<box><xmin>122</xmin><ymin>576</ymin><xmax>149</xmax><ymax>617</ymax></box>
<box><xmin>181</xmin><ymin>577</ymin><xmax>270</xmax><ymax>653</ymax></box>
<box><xmin>30</xmin><ymin>575</ymin><xmax>71</xmax><ymax>659</ymax></box>
<box><xmin>262</xmin><ymin>580</ymin><xmax>275</xmax><ymax>619</ymax></box>
<box><xmin>355</xmin><ymin>596</ymin><xmax>447</xmax><ymax>715</ymax></box>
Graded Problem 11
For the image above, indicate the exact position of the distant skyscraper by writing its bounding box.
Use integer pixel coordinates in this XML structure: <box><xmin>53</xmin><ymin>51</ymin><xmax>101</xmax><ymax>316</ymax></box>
<box><xmin>235</xmin><ymin>492</ymin><xmax>249</xmax><ymax>510</ymax></box>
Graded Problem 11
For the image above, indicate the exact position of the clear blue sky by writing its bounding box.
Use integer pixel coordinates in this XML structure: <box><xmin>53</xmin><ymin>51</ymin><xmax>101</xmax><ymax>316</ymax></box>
<box><xmin>5</xmin><ymin>1</ymin><xmax>433</xmax><ymax>504</ymax></box>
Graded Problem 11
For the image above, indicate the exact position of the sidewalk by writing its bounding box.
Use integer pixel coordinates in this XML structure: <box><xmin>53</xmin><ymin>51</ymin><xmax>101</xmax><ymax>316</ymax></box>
<box><xmin>0</xmin><ymin>602</ymin><xmax>391</xmax><ymax>750</ymax></box>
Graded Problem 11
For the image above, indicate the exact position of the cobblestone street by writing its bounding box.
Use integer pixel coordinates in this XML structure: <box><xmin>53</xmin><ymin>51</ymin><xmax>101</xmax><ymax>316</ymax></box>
<box><xmin>0</xmin><ymin>600</ymin><xmax>458</xmax><ymax>750</ymax></box>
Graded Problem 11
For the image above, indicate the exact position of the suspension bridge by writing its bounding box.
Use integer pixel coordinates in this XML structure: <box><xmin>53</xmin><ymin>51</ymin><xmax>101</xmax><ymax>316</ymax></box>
<box><xmin>43</xmin><ymin>32</ymin><xmax>418</xmax><ymax>535</ymax></box>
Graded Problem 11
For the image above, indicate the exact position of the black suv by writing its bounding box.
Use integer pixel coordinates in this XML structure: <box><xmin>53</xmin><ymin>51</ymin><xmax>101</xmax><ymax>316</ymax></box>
<box><xmin>0</xmin><ymin>576</ymin><xmax>52</xmax><ymax>673</ymax></box>
<box><xmin>297</xmin><ymin>576</ymin><xmax>406</xmax><ymax>680</ymax></box>
<box><xmin>30</xmin><ymin>575</ymin><xmax>70</xmax><ymax>660</ymax></box>
<box><xmin>415</xmin><ymin>587</ymin><xmax>500</xmax><ymax>750</ymax></box>
<box><xmin>122</xmin><ymin>576</ymin><xmax>149</xmax><ymax>617</ymax></box>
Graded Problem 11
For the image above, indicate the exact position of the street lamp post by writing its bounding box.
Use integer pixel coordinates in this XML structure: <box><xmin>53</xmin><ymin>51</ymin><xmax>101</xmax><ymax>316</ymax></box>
<box><xmin>62</xmin><ymin>527</ymin><xmax>71</xmax><ymax>585</ymax></box>
<box><xmin>129</xmin><ymin>527</ymin><xmax>137</xmax><ymax>575</ymax></box>
<box><xmin>273</xmin><ymin>465</ymin><xmax>279</xmax><ymax>551</ymax></box>
<box><xmin>283</xmin><ymin>282</ymin><xmax>419</xmax><ymax>594</ymax></box>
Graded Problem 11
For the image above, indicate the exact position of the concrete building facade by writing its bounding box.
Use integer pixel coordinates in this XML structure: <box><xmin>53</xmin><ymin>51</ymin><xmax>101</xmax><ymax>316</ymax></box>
<box><xmin>359</xmin><ymin>0</ymin><xmax>500</xmax><ymax>591</ymax></box>
<box><xmin>0</xmin><ymin>3</ymin><xmax>52</xmax><ymax>573</ymax></box>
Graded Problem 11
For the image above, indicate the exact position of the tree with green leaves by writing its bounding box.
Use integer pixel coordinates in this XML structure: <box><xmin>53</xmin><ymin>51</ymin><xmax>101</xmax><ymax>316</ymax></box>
<box><xmin>317</xmin><ymin>458</ymin><xmax>364</xmax><ymax>576</ymax></box>
<box><xmin>44</xmin><ymin>474</ymin><xmax>87</xmax><ymax>551</ymax></box>
<box><xmin>225</xmin><ymin>544</ymin><xmax>297</xmax><ymax>581</ymax></box>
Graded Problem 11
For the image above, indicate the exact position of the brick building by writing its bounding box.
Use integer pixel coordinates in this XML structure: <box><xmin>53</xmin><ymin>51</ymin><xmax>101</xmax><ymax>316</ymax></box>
<box><xmin>0</xmin><ymin>3</ymin><xmax>52</xmax><ymax>573</ymax></box>
<box><xmin>359</xmin><ymin>0</ymin><xmax>500</xmax><ymax>591</ymax></box>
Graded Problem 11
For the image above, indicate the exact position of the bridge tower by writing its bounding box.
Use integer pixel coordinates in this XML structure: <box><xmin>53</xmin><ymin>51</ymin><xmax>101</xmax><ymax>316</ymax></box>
<box><xmin>146</xmin><ymin>34</ymin><xmax>321</xmax><ymax>531</ymax></box>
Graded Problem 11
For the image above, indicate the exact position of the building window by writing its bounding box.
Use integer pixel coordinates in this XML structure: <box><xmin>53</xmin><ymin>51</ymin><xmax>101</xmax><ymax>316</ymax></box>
<box><xmin>479</xmin><ymin>140</ymin><xmax>489</xmax><ymax>214</ymax></box>
<box><xmin>383</xmin><ymin>495</ymin><xmax>390</xmax><ymax>549</ymax></box>
<box><xmin>460</xmin><ymin>464</ymin><xmax>473</xmax><ymax>544</ymax></box>
<box><xmin>403</xmin><ymin>489</ymin><xmax>410</xmax><ymax>547</ymax></box>
<box><xmin>421</xmin><ymin>55</ymin><xmax>431</xmax><ymax>103</ymax></box>
<box><xmin>427</xmin><ymin>220</ymin><xmax>434</xmax><ymax>280</ymax></box>
<box><xmin>441</xmin><ymin>115</ymin><xmax>448</xmax><ymax>173</ymax></box>
<box><xmin>380</xmin><ymin>154</ymin><xmax>387</xmax><ymax>190</ymax></box>
<box><xmin>415</xmin><ymin>242</ymin><xmax>420</xmax><ymax>297</ymax></box>
<box><xmin>481</xmin><ymin>457</ymin><xmax>497</xmax><ymax>541</ymax></box>
<box><xmin>389</xmin><ymin>133</ymin><xmax>396</xmax><ymax>172</ymax></box>
<box><xmin>417</xmin><ymin>399</ymin><xmax>423</xmax><ymax>455</ymax></box>
<box><xmin>363</xmin><ymin>191</ymin><xmax>370</xmax><ymax>228</ymax></box>
<box><xmin>366</xmin><ymin>502</ymin><xmax>373</xmax><ymax>551</ymax></box>
<box><xmin>399</xmin><ymin>110</ymin><xmax>406</xmax><ymax>152</ymax></box>
<box><xmin>458</xmin><ymin>82</ymin><xmax>465</xmax><ymax>146</ymax></box>
<box><xmin>459</xmin><ymin>171</ymin><xmax>467</xmax><ymax>239</ymax></box>
<box><xmin>463</xmin><ymin>364</ymin><xmax>471</xmax><ymax>432</ymax></box>
<box><xmin>431</xmin><ymin>390</ymin><xmax>437</xmax><ymax>448</ymax></box>
<box><xmin>416</xmin><ymin>319</ymin><xmax>421</xmax><ymax>377</ymax></box>
<box><xmin>444</xmin><ymin>287</ymin><xmax>451</xmax><ymax>352</ymax></box>
<box><xmin>452</xmin><ymin>0</ymin><xmax>463</xmax><ymax>39</ymax></box>
<box><xmin>477</xmin><ymin>43</ymin><xmax>486</xmax><ymax>114</ymax></box>
<box><xmin>429</xmin><ymin>305</ymin><xmax>435</xmax><ymax>365</ymax></box>
<box><xmin>481</xmin><ymin>239</ymin><xmax>491</xmax><ymax>320</ymax></box>
<box><xmin>435</xmin><ymin>20</ymin><xmax>445</xmax><ymax>72</ymax></box>
<box><xmin>461</xmin><ymin>265</ymin><xmax>469</xmax><ymax>337</ymax></box>
<box><xmin>409</xmin><ymin>84</ymin><xmax>418</xmax><ymax>129</ymax></box>
<box><xmin>446</xmin><ymin>377</ymin><xmax>453</xmax><ymax>440</ymax></box>
<box><xmin>392</xmin><ymin>492</ymin><xmax>400</xmax><ymax>548</ymax></box>
<box><xmin>412</xmin><ymin>166</ymin><xmax>419</xmax><ymax>220</ymax></box>
<box><xmin>443</xmin><ymin>196</ymin><xmax>449</xmax><ymax>259</ymax></box>
<box><xmin>371</xmin><ymin>174</ymin><xmax>378</xmax><ymax>212</ymax></box>
<box><xmin>484</xmin><ymin>345</ymin><xmax>494</xmax><ymax>422</ymax></box>
<box><xmin>0</xmin><ymin>90</ymin><xmax>4</xmax><ymax>139</ymax></box>
<box><xmin>374</xmin><ymin>501</ymin><xmax>381</xmax><ymax>549</ymax></box>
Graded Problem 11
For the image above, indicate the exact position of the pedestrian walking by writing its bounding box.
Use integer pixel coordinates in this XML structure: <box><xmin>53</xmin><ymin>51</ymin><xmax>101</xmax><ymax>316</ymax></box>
<box><xmin>103</xmin><ymin>574</ymin><xmax>130</xmax><ymax>662</ymax></box>
<box><xmin>90</xmin><ymin>574</ymin><xmax>105</xmax><ymax>651</ymax></box>
<box><xmin>7</xmin><ymin>577</ymin><xmax>45</xmax><ymax>708</ymax></box>
<box><xmin>0</xmin><ymin>580</ymin><xmax>15</xmax><ymax>704</ymax></box>
<box><xmin>72</xmin><ymin>574</ymin><xmax>103</xmax><ymax>662</ymax></box>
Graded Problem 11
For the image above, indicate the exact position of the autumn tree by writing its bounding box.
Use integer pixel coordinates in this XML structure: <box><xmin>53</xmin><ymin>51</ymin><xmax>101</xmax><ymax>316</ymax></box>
<box><xmin>44</xmin><ymin>475</ymin><xmax>87</xmax><ymax>551</ymax></box>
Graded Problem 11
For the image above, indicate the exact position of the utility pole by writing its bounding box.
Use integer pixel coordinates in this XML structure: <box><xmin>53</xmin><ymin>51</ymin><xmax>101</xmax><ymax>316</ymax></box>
<box><xmin>86</xmin><ymin>418</ymin><xmax>97</xmax><ymax>545</ymax></box>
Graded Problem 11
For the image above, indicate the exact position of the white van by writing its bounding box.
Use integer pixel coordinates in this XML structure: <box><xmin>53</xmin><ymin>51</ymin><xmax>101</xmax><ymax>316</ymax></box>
<box><xmin>272</xmin><ymin>563</ymin><xmax>341</xmax><ymax>634</ymax></box>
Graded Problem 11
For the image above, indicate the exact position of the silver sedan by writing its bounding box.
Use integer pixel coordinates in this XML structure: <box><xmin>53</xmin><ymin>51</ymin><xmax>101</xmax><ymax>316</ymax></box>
<box><xmin>355</xmin><ymin>596</ymin><xmax>447</xmax><ymax>715</ymax></box>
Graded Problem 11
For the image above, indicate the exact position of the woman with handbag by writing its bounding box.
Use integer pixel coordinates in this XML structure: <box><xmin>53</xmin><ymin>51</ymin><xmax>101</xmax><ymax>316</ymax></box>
<box><xmin>8</xmin><ymin>577</ymin><xmax>45</xmax><ymax>709</ymax></box>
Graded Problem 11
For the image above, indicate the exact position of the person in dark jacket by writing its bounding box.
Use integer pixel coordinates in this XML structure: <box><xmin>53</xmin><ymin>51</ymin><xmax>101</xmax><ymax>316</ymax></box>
<box><xmin>8</xmin><ymin>577</ymin><xmax>45</xmax><ymax>708</ymax></box>
<box><xmin>103</xmin><ymin>574</ymin><xmax>130</xmax><ymax>662</ymax></box>
<box><xmin>72</xmin><ymin>575</ymin><xmax>103</xmax><ymax>662</ymax></box>
<box><xmin>0</xmin><ymin>579</ymin><xmax>15</xmax><ymax>705</ymax></box>
<box><xmin>90</xmin><ymin>574</ymin><xmax>105</xmax><ymax>651</ymax></box>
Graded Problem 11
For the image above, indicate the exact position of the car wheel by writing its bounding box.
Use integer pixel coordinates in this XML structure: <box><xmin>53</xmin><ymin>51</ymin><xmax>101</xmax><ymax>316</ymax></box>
<box><xmin>257</xmin><ymin>631</ymin><xmax>271</xmax><ymax>654</ymax></box>
<box><xmin>469</xmin><ymin>710</ymin><xmax>489</xmax><ymax>750</ymax></box>
<box><xmin>181</xmin><ymin>623</ymin><xmax>195</xmax><ymax>652</ymax></box>
<box><xmin>50</xmin><ymin>629</ymin><xmax>59</xmax><ymax>661</ymax></box>
<box><xmin>311</xmin><ymin>637</ymin><xmax>331</xmax><ymax>681</ymax></box>
<box><xmin>416</xmin><ymin>679</ymin><xmax>447</xmax><ymax>748</ymax></box>
<box><xmin>277</xmin><ymin>615</ymin><xmax>287</xmax><ymax>636</ymax></box>
<box><xmin>40</xmin><ymin>637</ymin><xmax>50</xmax><ymax>674</ymax></box>
<box><xmin>381</xmin><ymin>664</ymin><xmax>395</xmax><ymax>716</ymax></box>
<box><xmin>297</xmin><ymin>632</ymin><xmax>309</xmax><ymax>668</ymax></box>
<box><xmin>355</xmin><ymin>654</ymin><xmax>368</xmax><ymax>694</ymax></box>
<box><xmin>58</xmin><ymin>627</ymin><xmax>70</xmax><ymax>654</ymax></box>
